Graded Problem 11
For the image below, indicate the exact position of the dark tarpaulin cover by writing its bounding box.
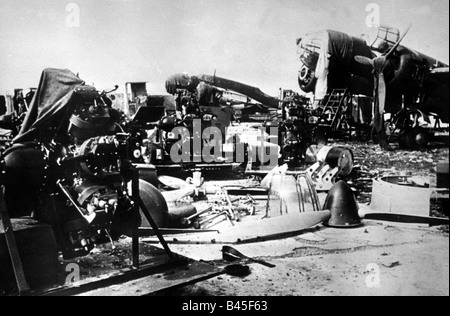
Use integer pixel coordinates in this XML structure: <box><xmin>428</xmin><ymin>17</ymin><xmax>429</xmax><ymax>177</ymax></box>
<box><xmin>327</xmin><ymin>30</ymin><xmax>355</xmax><ymax>68</ymax></box>
<box><xmin>327</xmin><ymin>30</ymin><xmax>374</xmax><ymax>69</ymax></box>
<box><xmin>14</xmin><ymin>68</ymin><xmax>85</xmax><ymax>143</ymax></box>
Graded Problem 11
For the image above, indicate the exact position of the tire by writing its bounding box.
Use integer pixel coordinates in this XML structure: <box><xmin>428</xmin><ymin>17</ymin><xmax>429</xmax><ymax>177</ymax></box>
<box><xmin>405</xmin><ymin>127</ymin><xmax>429</xmax><ymax>150</ymax></box>
<box><xmin>298</xmin><ymin>72</ymin><xmax>317</xmax><ymax>93</ymax></box>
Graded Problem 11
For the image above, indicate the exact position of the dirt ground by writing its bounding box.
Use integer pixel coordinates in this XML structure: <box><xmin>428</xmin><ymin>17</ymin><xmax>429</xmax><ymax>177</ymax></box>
<box><xmin>160</xmin><ymin>222</ymin><xmax>448</xmax><ymax>296</ymax></box>
<box><xmin>156</xmin><ymin>140</ymin><xmax>449</xmax><ymax>297</ymax></box>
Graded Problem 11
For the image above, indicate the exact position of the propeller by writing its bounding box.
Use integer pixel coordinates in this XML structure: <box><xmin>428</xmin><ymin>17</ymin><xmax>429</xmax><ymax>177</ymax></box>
<box><xmin>355</xmin><ymin>25</ymin><xmax>411</xmax><ymax>133</ymax></box>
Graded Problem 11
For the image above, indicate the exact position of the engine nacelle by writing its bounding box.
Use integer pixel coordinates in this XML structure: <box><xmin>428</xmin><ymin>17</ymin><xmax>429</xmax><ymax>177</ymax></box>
<box><xmin>387</xmin><ymin>49</ymin><xmax>417</xmax><ymax>88</ymax></box>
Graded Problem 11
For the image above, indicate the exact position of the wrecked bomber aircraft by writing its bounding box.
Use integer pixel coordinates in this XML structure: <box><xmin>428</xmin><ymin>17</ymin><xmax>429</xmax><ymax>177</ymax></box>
<box><xmin>296</xmin><ymin>25</ymin><xmax>449</xmax><ymax>149</ymax></box>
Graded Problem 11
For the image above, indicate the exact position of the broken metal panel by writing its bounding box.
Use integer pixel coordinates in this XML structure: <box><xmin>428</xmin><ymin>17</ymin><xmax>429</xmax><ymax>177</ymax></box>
<box><xmin>370</xmin><ymin>176</ymin><xmax>432</xmax><ymax>217</ymax></box>
<box><xmin>306</xmin><ymin>146</ymin><xmax>355</xmax><ymax>191</ymax></box>
<box><xmin>307</xmin><ymin>162</ymin><xmax>339</xmax><ymax>192</ymax></box>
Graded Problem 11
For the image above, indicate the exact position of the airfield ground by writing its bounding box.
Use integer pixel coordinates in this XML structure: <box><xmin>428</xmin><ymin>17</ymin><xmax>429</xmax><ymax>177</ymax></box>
<box><xmin>157</xmin><ymin>140</ymin><xmax>449</xmax><ymax>296</ymax></box>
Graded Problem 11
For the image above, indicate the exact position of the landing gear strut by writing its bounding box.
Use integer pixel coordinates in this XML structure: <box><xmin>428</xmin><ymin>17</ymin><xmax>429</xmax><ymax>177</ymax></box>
<box><xmin>371</xmin><ymin>117</ymin><xmax>390</xmax><ymax>150</ymax></box>
<box><xmin>386</xmin><ymin>108</ymin><xmax>431</xmax><ymax>150</ymax></box>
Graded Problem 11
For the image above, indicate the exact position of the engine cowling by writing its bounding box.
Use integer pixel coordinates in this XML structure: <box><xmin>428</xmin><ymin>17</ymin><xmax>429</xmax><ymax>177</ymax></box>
<box><xmin>388</xmin><ymin>49</ymin><xmax>416</xmax><ymax>88</ymax></box>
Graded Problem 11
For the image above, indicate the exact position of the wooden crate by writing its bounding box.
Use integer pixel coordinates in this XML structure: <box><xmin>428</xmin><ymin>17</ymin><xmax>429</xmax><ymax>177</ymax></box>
<box><xmin>0</xmin><ymin>218</ymin><xmax>58</xmax><ymax>294</ymax></box>
<box><xmin>437</xmin><ymin>161</ymin><xmax>449</xmax><ymax>189</ymax></box>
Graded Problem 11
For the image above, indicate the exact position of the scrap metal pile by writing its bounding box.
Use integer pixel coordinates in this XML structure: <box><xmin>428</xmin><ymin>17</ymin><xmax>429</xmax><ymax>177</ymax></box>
<box><xmin>276</xmin><ymin>89</ymin><xmax>368</xmax><ymax>168</ymax></box>
<box><xmin>0</xmin><ymin>16</ymin><xmax>448</xmax><ymax>297</ymax></box>
<box><xmin>296</xmin><ymin>26</ymin><xmax>449</xmax><ymax>150</ymax></box>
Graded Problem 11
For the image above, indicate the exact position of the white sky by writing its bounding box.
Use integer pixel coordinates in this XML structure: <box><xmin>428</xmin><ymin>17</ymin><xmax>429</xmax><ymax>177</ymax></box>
<box><xmin>0</xmin><ymin>0</ymin><xmax>448</xmax><ymax>96</ymax></box>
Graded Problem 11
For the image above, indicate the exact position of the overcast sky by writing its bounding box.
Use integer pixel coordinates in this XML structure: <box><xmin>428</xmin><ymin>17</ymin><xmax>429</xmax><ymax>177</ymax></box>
<box><xmin>0</xmin><ymin>0</ymin><xmax>448</xmax><ymax>96</ymax></box>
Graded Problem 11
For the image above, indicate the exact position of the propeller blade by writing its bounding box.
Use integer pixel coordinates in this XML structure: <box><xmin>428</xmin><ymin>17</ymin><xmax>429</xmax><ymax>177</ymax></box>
<box><xmin>378</xmin><ymin>73</ymin><xmax>387</xmax><ymax>115</ymax></box>
<box><xmin>158</xmin><ymin>176</ymin><xmax>190</xmax><ymax>190</ymax></box>
<box><xmin>361</xmin><ymin>212</ymin><xmax>449</xmax><ymax>226</ymax></box>
<box><xmin>355</xmin><ymin>55</ymin><xmax>374</xmax><ymax>67</ymax></box>
<box><xmin>384</xmin><ymin>24</ymin><xmax>412</xmax><ymax>58</ymax></box>
<box><xmin>372</xmin><ymin>73</ymin><xmax>387</xmax><ymax>133</ymax></box>
<box><xmin>161</xmin><ymin>187</ymin><xmax>196</xmax><ymax>203</ymax></box>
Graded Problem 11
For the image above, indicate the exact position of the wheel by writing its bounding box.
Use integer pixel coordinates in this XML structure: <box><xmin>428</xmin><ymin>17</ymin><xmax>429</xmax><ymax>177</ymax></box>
<box><xmin>298</xmin><ymin>68</ymin><xmax>317</xmax><ymax>93</ymax></box>
<box><xmin>355</xmin><ymin>125</ymin><xmax>371</xmax><ymax>142</ymax></box>
<box><xmin>405</xmin><ymin>127</ymin><xmax>429</xmax><ymax>150</ymax></box>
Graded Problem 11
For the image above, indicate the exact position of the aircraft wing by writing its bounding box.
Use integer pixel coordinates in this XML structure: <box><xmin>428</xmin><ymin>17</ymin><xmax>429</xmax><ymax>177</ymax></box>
<box><xmin>197</xmin><ymin>74</ymin><xmax>280</xmax><ymax>109</ymax></box>
<box><xmin>428</xmin><ymin>67</ymin><xmax>449</xmax><ymax>85</ymax></box>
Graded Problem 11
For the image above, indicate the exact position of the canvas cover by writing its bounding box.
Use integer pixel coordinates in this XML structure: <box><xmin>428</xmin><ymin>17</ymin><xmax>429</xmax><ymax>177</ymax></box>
<box><xmin>14</xmin><ymin>68</ymin><xmax>85</xmax><ymax>143</ymax></box>
<box><xmin>313</xmin><ymin>31</ymin><xmax>331</xmax><ymax>100</ymax></box>
<box><xmin>299</xmin><ymin>30</ymin><xmax>374</xmax><ymax>100</ymax></box>
<box><xmin>314</xmin><ymin>30</ymin><xmax>360</xmax><ymax>100</ymax></box>
<box><xmin>327</xmin><ymin>30</ymin><xmax>355</xmax><ymax>68</ymax></box>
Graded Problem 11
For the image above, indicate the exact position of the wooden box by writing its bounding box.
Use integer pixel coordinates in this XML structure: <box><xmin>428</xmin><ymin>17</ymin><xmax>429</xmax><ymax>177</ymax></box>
<box><xmin>437</xmin><ymin>161</ymin><xmax>449</xmax><ymax>189</ymax></box>
<box><xmin>0</xmin><ymin>218</ymin><xmax>58</xmax><ymax>294</ymax></box>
